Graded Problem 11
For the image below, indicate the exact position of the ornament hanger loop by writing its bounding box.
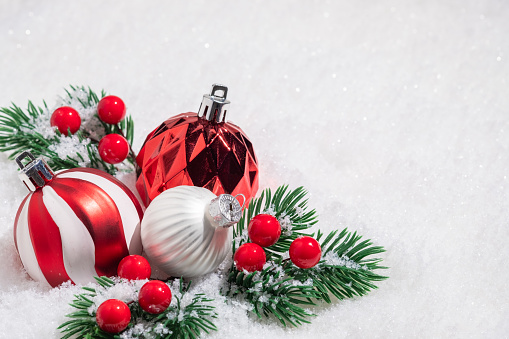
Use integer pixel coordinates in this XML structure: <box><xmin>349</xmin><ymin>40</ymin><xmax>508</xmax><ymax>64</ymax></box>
<box><xmin>234</xmin><ymin>193</ymin><xmax>246</xmax><ymax>210</ymax></box>
<box><xmin>211</xmin><ymin>84</ymin><xmax>228</xmax><ymax>100</ymax></box>
<box><xmin>209</xmin><ymin>193</ymin><xmax>243</xmax><ymax>228</ymax></box>
<box><xmin>15</xmin><ymin>151</ymin><xmax>36</xmax><ymax>170</ymax></box>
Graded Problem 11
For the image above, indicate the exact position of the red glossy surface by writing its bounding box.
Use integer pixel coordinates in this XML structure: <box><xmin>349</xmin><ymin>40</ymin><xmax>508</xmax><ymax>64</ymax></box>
<box><xmin>98</xmin><ymin>134</ymin><xmax>129</xmax><ymax>164</ymax></box>
<box><xmin>50</xmin><ymin>106</ymin><xmax>81</xmax><ymax>135</ymax></box>
<box><xmin>117</xmin><ymin>255</ymin><xmax>151</xmax><ymax>280</ymax></box>
<box><xmin>51</xmin><ymin>177</ymin><xmax>129</xmax><ymax>277</ymax></box>
<box><xmin>289</xmin><ymin>236</ymin><xmax>322</xmax><ymax>269</ymax></box>
<box><xmin>234</xmin><ymin>243</ymin><xmax>266</xmax><ymax>272</ymax></box>
<box><xmin>97</xmin><ymin>95</ymin><xmax>126</xmax><ymax>124</ymax></box>
<box><xmin>96</xmin><ymin>299</ymin><xmax>131</xmax><ymax>334</ymax></box>
<box><xmin>27</xmin><ymin>189</ymin><xmax>72</xmax><ymax>287</ymax></box>
<box><xmin>136</xmin><ymin>113</ymin><xmax>259</xmax><ymax>206</ymax></box>
<box><xmin>138</xmin><ymin>280</ymin><xmax>172</xmax><ymax>314</ymax></box>
<box><xmin>248</xmin><ymin>214</ymin><xmax>281</xmax><ymax>247</ymax></box>
<box><xmin>13</xmin><ymin>167</ymin><xmax>143</xmax><ymax>287</ymax></box>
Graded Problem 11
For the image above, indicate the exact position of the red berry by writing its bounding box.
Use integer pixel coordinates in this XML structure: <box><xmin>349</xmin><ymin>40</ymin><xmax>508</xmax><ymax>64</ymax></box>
<box><xmin>98</xmin><ymin>134</ymin><xmax>129</xmax><ymax>164</ymax></box>
<box><xmin>97</xmin><ymin>95</ymin><xmax>126</xmax><ymax>124</ymax></box>
<box><xmin>289</xmin><ymin>236</ymin><xmax>322</xmax><ymax>269</ymax></box>
<box><xmin>248</xmin><ymin>214</ymin><xmax>281</xmax><ymax>247</ymax></box>
<box><xmin>50</xmin><ymin>106</ymin><xmax>81</xmax><ymax>136</ymax></box>
<box><xmin>234</xmin><ymin>243</ymin><xmax>266</xmax><ymax>272</ymax></box>
<box><xmin>117</xmin><ymin>255</ymin><xmax>151</xmax><ymax>280</ymax></box>
<box><xmin>96</xmin><ymin>299</ymin><xmax>131</xmax><ymax>334</ymax></box>
<box><xmin>138</xmin><ymin>280</ymin><xmax>172</xmax><ymax>314</ymax></box>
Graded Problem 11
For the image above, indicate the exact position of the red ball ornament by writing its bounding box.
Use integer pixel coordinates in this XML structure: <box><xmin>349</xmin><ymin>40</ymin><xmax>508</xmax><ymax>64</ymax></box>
<box><xmin>13</xmin><ymin>151</ymin><xmax>143</xmax><ymax>288</ymax></box>
<box><xmin>248</xmin><ymin>214</ymin><xmax>281</xmax><ymax>247</ymax></box>
<box><xmin>289</xmin><ymin>236</ymin><xmax>322</xmax><ymax>269</ymax></box>
<box><xmin>234</xmin><ymin>243</ymin><xmax>266</xmax><ymax>272</ymax></box>
<box><xmin>96</xmin><ymin>299</ymin><xmax>131</xmax><ymax>334</ymax></box>
<box><xmin>117</xmin><ymin>255</ymin><xmax>151</xmax><ymax>280</ymax></box>
<box><xmin>50</xmin><ymin>106</ymin><xmax>81</xmax><ymax>136</ymax></box>
<box><xmin>138</xmin><ymin>280</ymin><xmax>172</xmax><ymax>314</ymax></box>
<box><xmin>136</xmin><ymin>84</ymin><xmax>259</xmax><ymax>207</ymax></box>
<box><xmin>98</xmin><ymin>134</ymin><xmax>129</xmax><ymax>164</ymax></box>
<box><xmin>97</xmin><ymin>95</ymin><xmax>126</xmax><ymax>124</ymax></box>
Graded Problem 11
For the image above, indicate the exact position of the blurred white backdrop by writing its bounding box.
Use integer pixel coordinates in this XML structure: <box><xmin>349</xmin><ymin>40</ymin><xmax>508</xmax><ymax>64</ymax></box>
<box><xmin>1</xmin><ymin>0</ymin><xmax>508</xmax><ymax>338</ymax></box>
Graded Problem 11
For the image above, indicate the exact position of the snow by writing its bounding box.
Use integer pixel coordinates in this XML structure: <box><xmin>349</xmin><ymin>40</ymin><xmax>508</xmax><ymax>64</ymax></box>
<box><xmin>323</xmin><ymin>252</ymin><xmax>364</xmax><ymax>271</ymax></box>
<box><xmin>48</xmin><ymin>134</ymin><xmax>91</xmax><ymax>167</ymax></box>
<box><xmin>1</xmin><ymin>0</ymin><xmax>509</xmax><ymax>338</ymax></box>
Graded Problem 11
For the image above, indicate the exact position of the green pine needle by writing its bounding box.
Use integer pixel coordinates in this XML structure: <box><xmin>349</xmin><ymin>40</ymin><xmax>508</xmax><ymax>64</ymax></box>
<box><xmin>225</xmin><ymin>185</ymin><xmax>388</xmax><ymax>327</ymax></box>
<box><xmin>224</xmin><ymin>259</ymin><xmax>318</xmax><ymax>327</ymax></box>
<box><xmin>233</xmin><ymin>185</ymin><xmax>318</xmax><ymax>261</ymax></box>
<box><xmin>289</xmin><ymin>228</ymin><xmax>388</xmax><ymax>303</ymax></box>
<box><xmin>59</xmin><ymin>278</ymin><xmax>217</xmax><ymax>339</ymax></box>
<box><xmin>0</xmin><ymin>85</ymin><xmax>136</xmax><ymax>175</ymax></box>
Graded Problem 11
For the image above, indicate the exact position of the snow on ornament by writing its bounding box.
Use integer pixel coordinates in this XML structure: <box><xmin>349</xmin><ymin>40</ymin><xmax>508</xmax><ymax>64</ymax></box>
<box><xmin>98</xmin><ymin>133</ymin><xmax>130</xmax><ymax>164</ymax></box>
<box><xmin>97</xmin><ymin>95</ymin><xmax>126</xmax><ymax>125</ymax></box>
<box><xmin>50</xmin><ymin>106</ymin><xmax>81</xmax><ymax>136</ymax></box>
<box><xmin>117</xmin><ymin>254</ymin><xmax>152</xmax><ymax>280</ymax></box>
<box><xmin>13</xmin><ymin>151</ymin><xmax>143</xmax><ymax>288</ymax></box>
<box><xmin>95</xmin><ymin>299</ymin><xmax>131</xmax><ymax>334</ymax></box>
<box><xmin>289</xmin><ymin>236</ymin><xmax>322</xmax><ymax>269</ymax></box>
<box><xmin>138</xmin><ymin>280</ymin><xmax>172</xmax><ymax>314</ymax></box>
<box><xmin>233</xmin><ymin>242</ymin><xmax>266</xmax><ymax>272</ymax></box>
<box><xmin>141</xmin><ymin>185</ymin><xmax>245</xmax><ymax>278</ymax></box>
<box><xmin>136</xmin><ymin>84</ymin><xmax>259</xmax><ymax>206</ymax></box>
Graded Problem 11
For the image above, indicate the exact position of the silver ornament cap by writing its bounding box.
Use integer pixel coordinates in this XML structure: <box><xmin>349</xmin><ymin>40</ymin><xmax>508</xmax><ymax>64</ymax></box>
<box><xmin>208</xmin><ymin>193</ymin><xmax>245</xmax><ymax>228</ymax></box>
<box><xmin>16</xmin><ymin>151</ymin><xmax>54</xmax><ymax>191</ymax></box>
<box><xmin>197</xmin><ymin>83</ymin><xmax>231</xmax><ymax>123</ymax></box>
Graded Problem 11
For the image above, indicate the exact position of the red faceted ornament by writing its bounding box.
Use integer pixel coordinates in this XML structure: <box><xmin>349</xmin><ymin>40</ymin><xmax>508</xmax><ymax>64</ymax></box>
<box><xmin>50</xmin><ymin>106</ymin><xmax>81</xmax><ymax>135</ymax></box>
<box><xmin>138</xmin><ymin>280</ymin><xmax>172</xmax><ymax>314</ymax></box>
<box><xmin>117</xmin><ymin>255</ymin><xmax>151</xmax><ymax>280</ymax></box>
<box><xmin>98</xmin><ymin>134</ymin><xmax>130</xmax><ymax>164</ymax></box>
<box><xmin>234</xmin><ymin>243</ymin><xmax>266</xmax><ymax>272</ymax></box>
<box><xmin>97</xmin><ymin>95</ymin><xmax>126</xmax><ymax>124</ymax></box>
<box><xmin>248</xmin><ymin>214</ymin><xmax>281</xmax><ymax>247</ymax></box>
<box><xmin>289</xmin><ymin>236</ymin><xmax>322</xmax><ymax>269</ymax></box>
<box><xmin>96</xmin><ymin>299</ymin><xmax>131</xmax><ymax>334</ymax></box>
<box><xmin>136</xmin><ymin>84</ymin><xmax>259</xmax><ymax>206</ymax></box>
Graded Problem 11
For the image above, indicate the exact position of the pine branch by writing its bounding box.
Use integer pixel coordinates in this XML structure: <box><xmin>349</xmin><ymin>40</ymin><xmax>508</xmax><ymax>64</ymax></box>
<box><xmin>0</xmin><ymin>86</ymin><xmax>136</xmax><ymax>175</ymax></box>
<box><xmin>289</xmin><ymin>229</ymin><xmax>388</xmax><ymax>303</ymax></box>
<box><xmin>223</xmin><ymin>259</ymin><xmax>319</xmax><ymax>327</ymax></box>
<box><xmin>58</xmin><ymin>278</ymin><xmax>217</xmax><ymax>339</ymax></box>
<box><xmin>225</xmin><ymin>185</ymin><xmax>388</xmax><ymax>327</ymax></box>
<box><xmin>233</xmin><ymin>186</ymin><xmax>318</xmax><ymax>261</ymax></box>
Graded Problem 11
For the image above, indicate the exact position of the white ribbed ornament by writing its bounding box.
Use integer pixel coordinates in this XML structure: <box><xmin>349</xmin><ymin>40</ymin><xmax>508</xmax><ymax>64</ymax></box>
<box><xmin>140</xmin><ymin>185</ymin><xmax>243</xmax><ymax>278</ymax></box>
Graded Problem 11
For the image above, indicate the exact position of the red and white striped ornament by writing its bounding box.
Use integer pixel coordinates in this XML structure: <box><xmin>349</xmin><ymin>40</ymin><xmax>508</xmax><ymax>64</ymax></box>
<box><xmin>13</xmin><ymin>151</ymin><xmax>143</xmax><ymax>288</ymax></box>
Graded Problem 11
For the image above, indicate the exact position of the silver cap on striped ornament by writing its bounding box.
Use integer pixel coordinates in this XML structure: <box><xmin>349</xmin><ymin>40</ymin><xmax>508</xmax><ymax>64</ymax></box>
<box><xmin>16</xmin><ymin>151</ymin><xmax>54</xmax><ymax>191</ymax></box>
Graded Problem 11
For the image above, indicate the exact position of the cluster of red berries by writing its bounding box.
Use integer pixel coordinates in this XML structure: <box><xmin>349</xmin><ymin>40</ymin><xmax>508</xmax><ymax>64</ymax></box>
<box><xmin>95</xmin><ymin>255</ymin><xmax>172</xmax><ymax>334</ymax></box>
<box><xmin>233</xmin><ymin>214</ymin><xmax>322</xmax><ymax>273</ymax></box>
<box><xmin>50</xmin><ymin>95</ymin><xmax>130</xmax><ymax>164</ymax></box>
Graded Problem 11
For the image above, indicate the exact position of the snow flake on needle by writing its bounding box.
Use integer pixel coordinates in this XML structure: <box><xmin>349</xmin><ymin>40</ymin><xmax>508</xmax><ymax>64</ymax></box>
<box><xmin>323</xmin><ymin>251</ymin><xmax>368</xmax><ymax>271</ymax></box>
<box><xmin>278</xmin><ymin>213</ymin><xmax>293</xmax><ymax>236</ymax></box>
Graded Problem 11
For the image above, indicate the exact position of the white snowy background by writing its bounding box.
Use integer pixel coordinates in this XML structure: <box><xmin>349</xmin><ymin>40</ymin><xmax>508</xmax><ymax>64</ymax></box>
<box><xmin>1</xmin><ymin>0</ymin><xmax>508</xmax><ymax>338</ymax></box>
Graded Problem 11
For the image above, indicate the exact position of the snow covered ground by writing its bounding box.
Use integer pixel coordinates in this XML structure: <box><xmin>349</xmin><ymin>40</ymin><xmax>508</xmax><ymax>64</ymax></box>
<box><xmin>1</xmin><ymin>0</ymin><xmax>508</xmax><ymax>337</ymax></box>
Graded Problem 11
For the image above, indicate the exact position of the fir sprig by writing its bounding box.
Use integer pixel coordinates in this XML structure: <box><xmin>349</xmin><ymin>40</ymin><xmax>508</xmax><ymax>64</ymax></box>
<box><xmin>0</xmin><ymin>86</ymin><xmax>136</xmax><ymax>175</ymax></box>
<box><xmin>290</xmin><ymin>228</ymin><xmax>388</xmax><ymax>304</ymax></box>
<box><xmin>58</xmin><ymin>277</ymin><xmax>217</xmax><ymax>339</ymax></box>
<box><xmin>141</xmin><ymin>280</ymin><xmax>217</xmax><ymax>339</ymax></box>
<box><xmin>58</xmin><ymin>276</ymin><xmax>115</xmax><ymax>339</ymax></box>
<box><xmin>224</xmin><ymin>259</ymin><xmax>319</xmax><ymax>327</ymax></box>
<box><xmin>225</xmin><ymin>185</ymin><xmax>387</xmax><ymax>326</ymax></box>
<box><xmin>233</xmin><ymin>186</ymin><xmax>318</xmax><ymax>260</ymax></box>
